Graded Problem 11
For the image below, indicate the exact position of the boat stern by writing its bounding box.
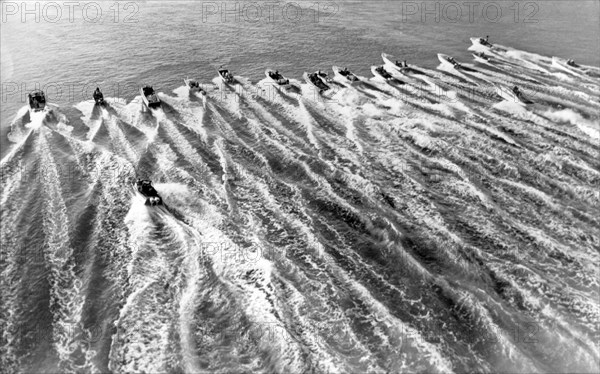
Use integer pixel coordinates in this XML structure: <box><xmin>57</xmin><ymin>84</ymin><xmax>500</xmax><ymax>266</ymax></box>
<box><xmin>144</xmin><ymin>196</ymin><xmax>163</xmax><ymax>206</ymax></box>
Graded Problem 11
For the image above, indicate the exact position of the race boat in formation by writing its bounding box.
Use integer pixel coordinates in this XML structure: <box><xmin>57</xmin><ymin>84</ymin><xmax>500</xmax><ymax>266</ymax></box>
<box><xmin>371</xmin><ymin>65</ymin><xmax>394</xmax><ymax>81</ymax></box>
<box><xmin>381</xmin><ymin>53</ymin><xmax>427</xmax><ymax>76</ymax></box>
<box><xmin>332</xmin><ymin>66</ymin><xmax>360</xmax><ymax>84</ymax></box>
<box><xmin>28</xmin><ymin>90</ymin><xmax>46</xmax><ymax>113</ymax></box>
<box><xmin>494</xmin><ymin>84</ymin><xmax>534</xmax><ymax>106</ymax></box>
<box><xmin>184</xmin><ymin>78</ymin><xmax>206</xmax><ymax>95</ymax></box>
<box><xmin>136</xmin><ymin>179</ymin><xmax>163</xmax><ymax>206</ymax></box>
<box><xmin>438</xmin><ymin>53</ymin><xmax>459</xmax><ymax>69</ymax></box>
<box><xmin>303</xmin><ymin>71</ymin><xmax>331</xmax><ymax>93</ymax></box>
<box><xmin>437</xmin><ymin>54</ymin><xmax>478</xmax><ymax>72</ymax></box>
<box><xmin>551</xmin><ymin>57</ymin><xmax>582</xmax><ymax>75</ymax></box>
<box><xmin>470</xmin><ymin>36</ymin><xmax>507</xmax><ymax>52</ymax></box>
<box><xmin>317</xmin><ymin>70</ymin><xmax>334</xmax><ymax>83</ymax></box>
<box><xmin>140</xmin><ymin>86</ymin><xmax>161</xmax><ymax>109</ymax></box>
<box><xmin>472</xmin><ymin>52</ymin><xmax>491</xmax><ymax>63</ymax></box>
<box><xmin>265</xmin><ymin>69</ymin><xmax>291</xmax><ymax>87</ymax></box>
<box><xmin>217</xmin><ymin>66</ymin><xmax>235</xmax><ymax>84</ymax></box>
<box><xmin>93</xmin><ymin>87</ymin><xmax>106</xmax><ymax>106</ymax></box>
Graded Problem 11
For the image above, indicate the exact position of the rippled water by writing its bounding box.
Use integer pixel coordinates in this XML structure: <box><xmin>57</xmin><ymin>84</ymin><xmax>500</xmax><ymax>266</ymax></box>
<box><xmin>1</xmin><ymin>1</ymin><xmax>599</xmax><ymax>373</ymax></box>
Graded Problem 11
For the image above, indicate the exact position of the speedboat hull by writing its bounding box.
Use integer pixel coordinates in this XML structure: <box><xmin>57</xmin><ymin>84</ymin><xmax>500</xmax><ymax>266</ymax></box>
<box><xmin>437</xmin><ymin>54</ymin><xmax>477</xmax><ymax>72</ymax></box>
<box><xmin>371</xmin><ymin>65</ymin><xmax>393</xmax><ymax>81</ymax></box>
<box><xmin>140</xmin><ymin>87</ymin><xmax>161</xmax><ymax>109</ymax></box>
<box><xmin>381</xmin><ymin>53</ymin><xmax>398</xmax><ymax>68</ymax></box>
<box><xmin>382</xmin><ymin>53</ymin><xmax>427</xmax><ymax>76</ymax></box>
<box><xmin>494</xmin><ymin>84</ymin><xmax>533</xmax><ymax>106</ymax></box>
<box><xmin>332</xmin><ymin>66</ymin><xmax>360</xmax><ymax>85</ymax></box>
<box><xmin>184</xmin><ymin>78</ymin><xmax>206</xmax><ymax>95</ymax></box>
<box><xmin>381</xmin><ymin>53</ymin><xmax>407</xmax><ymax>73</ymax></box>
<box><xmin>551</xmin><ymin>57</ymin><xmax>580</xmax><ymax>75</ymax></box>
<box><xmin>135</xmin><ymin>181</ymin><xmax>163</xmax><ymax>206</ymax></box>
<box><xmin>303</xmin><ymin>72</ymin><xmax>330</xmax><ymax>93</ymax></box>
<box><xmin>470</xmin><ymin>37</ymin><xmax>489</xmax><ymax>49</ymax></box>
<box><xmin>316</xmin><ymin>71</ymin><xmax>333</xmax><ymax>84</ymax></box>
<box><xmin>438</xmin><ymin>53</ymin><xmax>457</xmax><ymax>69</ymax></box>
<box><xmin>93</xmin><ymin>91</ymin><xmax>106</xmax><ymax>106</ymax></box>
<box><xmin>217</xmin><ymin>68</ymin><xmax>235</xmax><ymax>84</ymax></box>
<box><xmin>265</xmin><ymin>69</ymin><xmax>291</xmax><ymax>87</ymax></box>
<box><xmin>470</xmin><ymin>37</ymin><xmax>507</xmax><ymax>52</ymax></box>
<box><xmin>472</xmin><ymin>53</ymin><xmax>491</xmax><ymax>64</ymax></box>
<box><xmin>28</xmin><ymin>90</ymin><xmax>46</xmax><ymax>113</ymax></box>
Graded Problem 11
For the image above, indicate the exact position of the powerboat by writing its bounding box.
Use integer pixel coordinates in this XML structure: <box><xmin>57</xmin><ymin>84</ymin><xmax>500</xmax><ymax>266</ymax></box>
<box><xmin>437</xmin><ymin>54</ymin><xmax>477</xmax><ymax>72</ymax></box>
<box><xmin>303</xmin><ymin>71</ymin><xmax>331</xmax><ymax>93</ymax></box>
<box><xmin>551</xmin><ymin>57</ymin><xmax>581</xmax><ymax>74</ymax></box>
<box><xmin>332</xmin><ymin>66</ymin><xmax>360</xmax><ymax>84</ymax></box>
<box><xmin>184</xmin><ymin>78</ymin><xmax>206</xmax><ymax>95</ymax></box>
<box><xmin>472</xmin><ymin>52</ymin><xmax>491</xmax><ymax>63</ymax></box>
<box><xmin>92</xmin><ymin>87</ymin><xmax>106</xmax><ymax>106</ymax></box>
<box><xmin>371</xmin><ymin>65</ymin><xmax>394</xmax><ymax>81</ymax></box>
<box><xmin>472</xmin><ymin>36</ymin><xmax>493</xmax><ymax>48</ymax></box>
<box><xmin>316</xmin><ymin>70</ymin><xmax>334</xmax><ymax>83</ymax></box>
<box><xmin>265</xmin><ymin>69</ymin><xmax>291</xmax><ymax>87</ymax></box>
<box><xmin>494</xmin><ymin>84</ymin><xmax>534</xmax><ymax>106</ymax></box>
<box><xmin>217</xmin><ymin>66</ymin><xmax>235</xmax><ymax>84</ymax></box>
<box><xmin>381</xmin><ymin>53</ymin><xmax>426</xmax><ymax>75</ymax></box>
<box><xmin>438</xmin><ymin>53</ymin><xmax>461</xmax><ymax>69</ymax></box>
<box><xmin>136</xmin><ymin>179</ymin><xmax>163</xmax><ymax>206</ymax></box>
<box><xmin>470</xmin><ymin>36</ymin><xmax>507</xmax><ymax>52</ymax></box>
<box><xmin>140</xmin><ymin>86</ymin><xmax>161</xmax><ymax>109</ymax></box>
<box><xmin>28</xmin><ymin>90</ymin><xmax>46</xmax><ymax>113</ymax></box>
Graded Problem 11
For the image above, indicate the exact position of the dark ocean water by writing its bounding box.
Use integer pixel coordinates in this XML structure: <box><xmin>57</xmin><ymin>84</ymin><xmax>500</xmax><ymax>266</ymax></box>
<box><xmin>1</xmin><ymin>1</ymin><xmax>599</xmax><ymax>373</ymax></box>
